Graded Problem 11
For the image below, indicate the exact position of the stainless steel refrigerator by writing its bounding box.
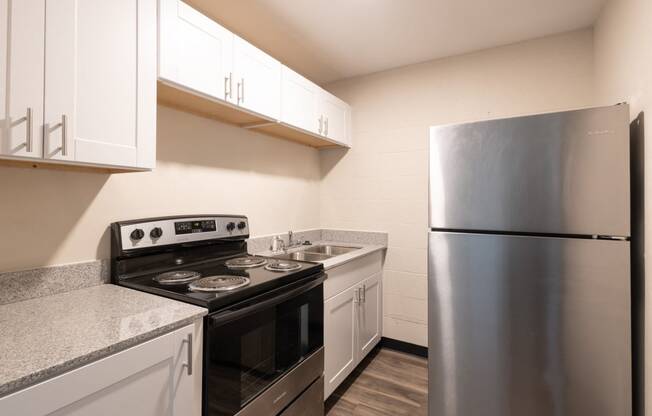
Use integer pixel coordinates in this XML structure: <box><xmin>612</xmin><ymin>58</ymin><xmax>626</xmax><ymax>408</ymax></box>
<box><xmin>428</xmin><ymin>104</ymin><xmax>631</xmax><ymax>416</ymax></box>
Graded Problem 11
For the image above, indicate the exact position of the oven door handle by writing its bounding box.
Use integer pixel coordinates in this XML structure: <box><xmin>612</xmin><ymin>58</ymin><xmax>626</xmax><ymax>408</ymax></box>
<box><xmin>210</xmin><ymin>274</ymin><xmax>325</xmax><ymax>326</ymax></box>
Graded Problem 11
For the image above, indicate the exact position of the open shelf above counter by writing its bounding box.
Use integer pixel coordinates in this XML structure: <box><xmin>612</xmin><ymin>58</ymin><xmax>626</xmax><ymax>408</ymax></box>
<box><xmin>158</xmin><ymin>0</ymin><xmax>352</xmax><ymax>149</ymax></box>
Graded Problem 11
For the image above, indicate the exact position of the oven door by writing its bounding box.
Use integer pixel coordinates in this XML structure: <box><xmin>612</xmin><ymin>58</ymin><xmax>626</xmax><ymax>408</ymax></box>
<box><xmin>204</xmin><ymin>275</ymin><xmax>325</xmax><ymax>416</ymax></box>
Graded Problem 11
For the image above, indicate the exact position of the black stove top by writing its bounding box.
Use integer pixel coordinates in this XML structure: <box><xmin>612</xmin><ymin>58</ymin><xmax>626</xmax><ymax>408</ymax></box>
<box><xmin>117</xmin><ymin>254</ymin><xmax>323</xmax><ymax>311</ymax></box>
<box><xmin>110</xmin><ymin>215</ymin><xmax>324</xmax><ymax>313</ymax></box>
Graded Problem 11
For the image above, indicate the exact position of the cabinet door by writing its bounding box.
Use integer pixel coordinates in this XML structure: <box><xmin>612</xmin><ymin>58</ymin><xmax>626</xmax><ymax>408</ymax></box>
<box><xmin>0</xmin><ymin>0</ymin><xmax>45</xmax><ymax>160</ymax></box>
<box><xmin>44</xmin><ymin>0</ymin><xmax>157</xmax><ymax>168</ymax></box>
<box><xmin>159</xmin><ymin>0</ymin><xmax>234</xmax><ymax>103</ymax></box>
<box><xmin>357</xmin><ymin>272</ymin><xmax>382</xmax><ymax>360</ymax></box>
<box><xmin>233</xmin><ymin>36</ymin><xmax>281</xmax><ymax>120</ymax></box>
<box><xmin>0</xmin><ymin>322</ymin><xmax>201</xmax><ymax>416</ymax></box>
<box><xmin>172</xmin><ymin>321</ymin><xmax>203</xmax><ymax>416</ymax></box>
<box><xmin>324</xmin><ymin>285</ymin><xmax>358</xmax><ymax>399</ymax></box>
<box><xmin>319</xmin><ymin>89</ymin><xmax>350</xmax><ymax>146</ymax></box>
<box><xmin>280</xmin><ymin>66</ymin><xmax>320</xmax><ymax>134</ymax></box>
<box><xmin>42</xmin><ymin>0</ymin><xmax>74</xmax><ymax>162</ymax></box>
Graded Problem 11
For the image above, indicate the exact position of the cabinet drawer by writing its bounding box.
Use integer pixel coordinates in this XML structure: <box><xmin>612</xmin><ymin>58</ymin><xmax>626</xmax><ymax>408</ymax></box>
<box><xmin>324</xmin><ymin>251</ymin><xmax>382</xmax><ymax>300</ymax></box>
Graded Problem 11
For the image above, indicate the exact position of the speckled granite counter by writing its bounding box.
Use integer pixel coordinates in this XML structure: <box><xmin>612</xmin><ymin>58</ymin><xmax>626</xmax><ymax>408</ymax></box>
<box><xmin>0</xmin><ymin>284</ymin><xmax>207</xmax><ymax>397</ymax></box>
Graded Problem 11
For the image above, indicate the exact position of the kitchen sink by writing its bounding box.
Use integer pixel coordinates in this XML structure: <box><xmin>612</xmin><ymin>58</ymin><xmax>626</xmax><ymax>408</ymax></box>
<box><xmin>303</xmin><ymin>245</ymin><xmax>361</xmax><ymax>256</ymax></box>
<box><xmin>271</xmin><ymin>251</ymin><xmax>333</xmax><ymax>262</ymax></box>
<box><xmin>270</xmin><ymin>244</ymin><xmax>362</xmax><ymax>263</ymax></box>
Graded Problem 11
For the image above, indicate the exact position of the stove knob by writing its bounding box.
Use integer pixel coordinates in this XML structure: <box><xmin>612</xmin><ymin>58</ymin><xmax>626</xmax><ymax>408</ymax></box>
<box><xmin>150</xmin><ymin>227</ymin><xmax>163</xmax><ymax>239</ymax></box>
<box><xmin>237</xmin><ymin>221</ymin><xmax>246</xmax><ymax>230</ymax></box>
<box><xmin>226</xmin><ymin>222</ymin><xmax>236</xmax><ymax>232</ymax></box>
<box><xmin>130</xmin><ymin>228</ymin><xmax>145</xmax><ymax>240</ymax></box>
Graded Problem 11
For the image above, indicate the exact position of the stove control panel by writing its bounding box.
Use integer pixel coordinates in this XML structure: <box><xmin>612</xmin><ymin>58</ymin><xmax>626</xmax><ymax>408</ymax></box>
<box><xmin>174</xmin><ymin>219</ymin><xmax>217</xmax><ymax>235</ymax></box>
<box><xmin>117</xmin><ymin>216</ymin><xmax>248</xmax><ymax>251</ymax></box>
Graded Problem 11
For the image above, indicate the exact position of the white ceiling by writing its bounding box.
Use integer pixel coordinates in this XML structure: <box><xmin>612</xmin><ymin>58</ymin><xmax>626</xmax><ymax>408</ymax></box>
<box><xmin>188</xmin><ymin>0</ymin><xmax>607</xmax><ymax>84</ymax></box>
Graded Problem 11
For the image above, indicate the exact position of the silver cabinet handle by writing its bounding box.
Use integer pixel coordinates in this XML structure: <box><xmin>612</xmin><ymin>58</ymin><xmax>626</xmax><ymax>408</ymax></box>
<box><xmin>361</xmin><ymin>284</ymin><xmax>366</xmax><ymax>303</ymax></box>
<box><xmin>318</xmin><ymin>115</ymin><xmax>323</xmax><ymax>134</ymax></box>
<box><xmin>61</xmin><ymin>115</ymin><xmax>68</xmax><ymax>156</ymax></box>
<box><xmin>224</xmin><ymin>72</ymin><xmax>232</xmax><ymax>99</ymax></box>
<box><xmin>324</xmin><ymin>117</ymin><xmax>329</xmax><ymax>136</ymax></box>
<box><xmin>237</xmin><ymin>79</ymin><xmax>243</xmax><ymax>104</ymax></box>
<box><xmin>182</xmin><ymin>333</ymin><xmax>193</xmax><ymax>376</ymax></box>
<box><xmin>25</xmin><ymin>108</ymin><xmax>33</xmax><ymax>152</ymax></box>
<box><xmin>241</xmin><ymin>78</ymin><xmax>245</xmax><ymax>103</ymax></box>
<box><xmin>353</xmin><ymin>287</ymin><xmax>360</xmax><ymax>304</ymax></box>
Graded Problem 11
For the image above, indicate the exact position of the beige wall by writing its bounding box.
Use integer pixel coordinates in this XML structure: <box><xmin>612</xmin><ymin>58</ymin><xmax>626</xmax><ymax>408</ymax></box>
<box><xmin>0</xmin><ymin>106</ymin><xmax>321</xmax><ymax>272</ymax></box>
<box><xmin>321</xmin><ymin>29</ymin><xmax>596</xmax><ymax>346</ymax></box>
<box><xmin>0</xmin><ymin>25</ymin><xmax>609</xmax><ymax>349</ymax></box>
<box><xmin>594</xmin><ymin>0</ymin><xmax>652</xmax><ymax>412</ymax></box>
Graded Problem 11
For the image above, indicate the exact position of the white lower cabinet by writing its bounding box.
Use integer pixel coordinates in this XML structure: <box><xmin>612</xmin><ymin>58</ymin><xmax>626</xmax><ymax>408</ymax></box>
<box><xmin>357</xmin><ymin>273</ymin><xmax>382</xmax><ymax>358</ymax></box>
<box><xmin>324</xmin><ymin>285</ymin><xmax>357</xmax><ymax>398</ymax></box>
<box><xmin>324</xmin><ymin>252</ymin><xmax>383</xmax><ymax>399</ymax></box>
<box><xmin>171</xmin><ymin>321</ymin><xmax>203</xmax><ymax>416</ymax></box>
<box><xmin>0</xmin><ymin>321</ymin><xmax>203</xmax><ymax>416</ymax></box>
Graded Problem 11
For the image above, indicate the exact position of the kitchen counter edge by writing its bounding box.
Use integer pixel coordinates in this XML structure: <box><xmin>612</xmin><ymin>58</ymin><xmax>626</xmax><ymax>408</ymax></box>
<box><xmin>0</xmin><ymin>284</ymin><xmax>207</xmax><ymax>398</ymax></box>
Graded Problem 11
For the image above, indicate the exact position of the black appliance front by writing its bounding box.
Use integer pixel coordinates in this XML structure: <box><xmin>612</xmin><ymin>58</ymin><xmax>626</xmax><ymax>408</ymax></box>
<box><xmin>204</xmin><ymin>275</ymin><xmax>324</xmax><ymax>416</ymax></box>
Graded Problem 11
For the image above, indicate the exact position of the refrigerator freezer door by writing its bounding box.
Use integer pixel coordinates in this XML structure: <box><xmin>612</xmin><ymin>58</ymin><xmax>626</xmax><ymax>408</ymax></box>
<box><xmin>429</xmin><ymin>104</ymin><xmax>630</xmax><ymax>236</ymax></box>
<box><xmin>428</xmin><ymin>232</ymin><xmax>631</xmax><ymax>416</ymax></box>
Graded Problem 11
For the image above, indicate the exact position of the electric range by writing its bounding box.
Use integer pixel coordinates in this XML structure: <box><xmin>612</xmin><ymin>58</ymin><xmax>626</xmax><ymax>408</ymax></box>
<box><xmin>110</xmin><ymin>215</ymin><xmax>325</xmax><ymax>416</ymax></box>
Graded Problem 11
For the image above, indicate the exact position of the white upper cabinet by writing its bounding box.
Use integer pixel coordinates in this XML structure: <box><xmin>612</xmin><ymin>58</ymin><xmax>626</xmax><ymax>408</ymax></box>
<box><xmin>280</xmin><ymin>66</ymin><xmax>320</xmax><ymax>134</ymax></box>
<box><xmin>319</xmin><ymin>89</ymin><xmax>351</xmax><ymax>147</ymax></box>
<box><xmin>42</xmin><ymin>0</ymin><xmax>74</xmax><ymax>163</ymax></box>
<box><xmin>50</xmin><ymin>0</ymin><xmax>157</xmax><ymax>168</ymax></box>
<box><xmin>157</xmin><ymin>0</ymin><xmax>351</xmax><ymax>148</ymax></box>
<box><xmin>159</xmin><ymin>0</ymin><xmax>234</xmax><ymax>102</ymax></box>
<box><xmin>0</xmin><ymin>0</ymin><xmax>45</xmax><ymax>160</ymax></box>
<box><xmin>233</xmin><ymin>36</ymin><xmax>281</xmax><ymax>120</ymax></box>
<box><xmin>0</xmin><ymin>0</ymin><xmax>157</xmax><ymax>170</ymax></box>
<box><xmin>279</xmin><ymin>72</ymin><xmax>352</xmax><ymax>146</ymax></box>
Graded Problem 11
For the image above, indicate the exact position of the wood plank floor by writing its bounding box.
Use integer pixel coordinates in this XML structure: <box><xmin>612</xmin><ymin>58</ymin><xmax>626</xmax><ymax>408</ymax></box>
<box><xmin>325</xmin><ymin>347</ymin><xmax>428</xmax><ymax>416</ymax></box>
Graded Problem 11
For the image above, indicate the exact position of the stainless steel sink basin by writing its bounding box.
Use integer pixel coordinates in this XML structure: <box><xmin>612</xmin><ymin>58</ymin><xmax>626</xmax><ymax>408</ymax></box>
<box><xmin>271</xmin><ymin>251</ymin><xmax>333</xmax><ymax>262</ymax></box>
<box><xmin>303</xmin><ymin>245</ymin><xmax>361</xmax><ymax>256</ymax></box>
<box><xmin>270</xmin><ymin>244</ymin><xmax>362</xmax><ymax>263</ymax></box>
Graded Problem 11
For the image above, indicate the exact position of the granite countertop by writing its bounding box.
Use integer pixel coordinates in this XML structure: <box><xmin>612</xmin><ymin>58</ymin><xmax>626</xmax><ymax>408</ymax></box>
<box><xmin>0</xmin><ymin>284</ymin><xmax>207</xmax><ymax>397</ymax></box>
<box><xmin>257</xmin><ymin>240</ymin><xmax>386</xmax><ymax>271</ymax></box>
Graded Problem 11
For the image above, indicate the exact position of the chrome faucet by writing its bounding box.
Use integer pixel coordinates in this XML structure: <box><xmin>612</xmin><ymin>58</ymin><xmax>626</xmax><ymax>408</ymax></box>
<box><xmin>286</xmin><ymin>230</ymin><xmax>304</xmax><ymax>250</ymax></box>
<box><xmin>270</xmin><ymin>231</ymin><xmax>306</xmax><ymax>253</ymax></box>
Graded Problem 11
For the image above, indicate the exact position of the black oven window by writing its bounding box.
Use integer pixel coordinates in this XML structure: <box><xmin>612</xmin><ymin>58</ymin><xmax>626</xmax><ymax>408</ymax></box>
<box><xmin>204</xmin><ymin>284</ymin><xmax>323</xmax><ymax>416</ymax></box>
